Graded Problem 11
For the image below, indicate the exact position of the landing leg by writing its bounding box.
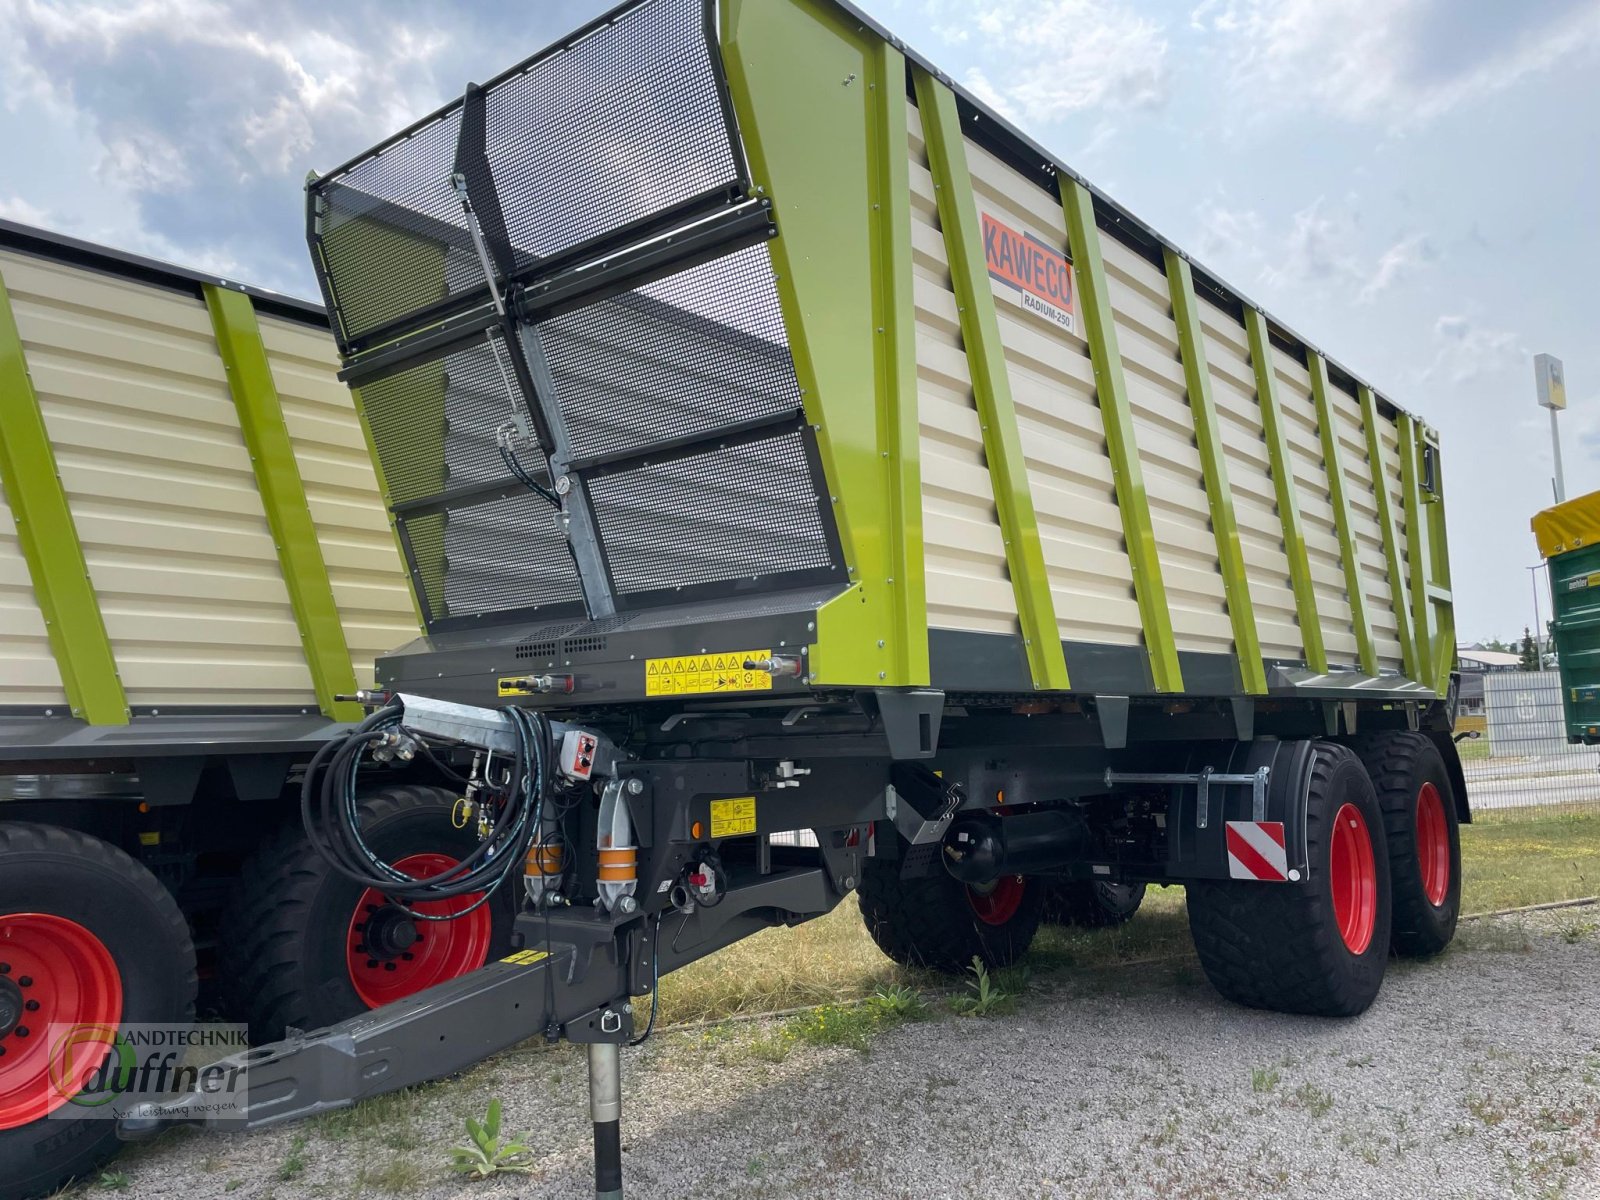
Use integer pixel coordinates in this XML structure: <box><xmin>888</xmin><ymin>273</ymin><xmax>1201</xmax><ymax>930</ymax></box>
<box><xmin>587</xmin><ymin>1041</ymin><xmax>623</xmax><ymax>1199</ymax></box>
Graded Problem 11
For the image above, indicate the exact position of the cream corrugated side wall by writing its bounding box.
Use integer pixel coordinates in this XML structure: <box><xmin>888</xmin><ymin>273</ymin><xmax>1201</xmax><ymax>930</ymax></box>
<box><xmin>257</xmin><ymin>314</ymin><xmax>416</xmax><ymax>690</ymax></box>
<box><xmin>0</xmin><ymin>249</ymin><xmax>317</xmax><ymax>708</ymax></box>
<box><xmin>1197</xmin><ymin>302</ymin><xmax>1304</xmax><ymax>663</ymax></box>
<box><xmin>961</xmin><ymin>137</ymin><xmax>1143</xmax><ymax>649</ymax></box>
<box><xmin>1329</xmin><ymin>384</ymin><xmax>1405</xmax><ymax>668</ymax></box>
<box><xmin>1268</xmin><ymin>346</ymin><xmax>1360</xmax><ymax>664</ymax></box>
<box><xmin>0</xmin><ymin>481</ymin><xmax>66</xmax><ymax>707</ymax></box>
<box><xmin>1095</xmin><ymin>234</ymin><xmax>1233</xmax><ymax>656</ymax></box>
<box><xmin>908</xmin><ymin>105</ymin><xmax>1020</xmax><ymax>636</ymax></box>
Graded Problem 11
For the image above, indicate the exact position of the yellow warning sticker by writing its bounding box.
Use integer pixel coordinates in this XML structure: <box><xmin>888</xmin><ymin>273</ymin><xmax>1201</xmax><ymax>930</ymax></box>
<box><xmin>645</xmin><ymin>650</ymin><xmax>774</xmax><ymax>697</ymax></box>
<box><xmin>500</xmin><ymin>948</ymin><xmax>552</xmax><ymax>966</ymax></box>
<box><xmin>709</xmin><ymin>796</ymin><xmax>758</xmax><ymax>839</ymax></box>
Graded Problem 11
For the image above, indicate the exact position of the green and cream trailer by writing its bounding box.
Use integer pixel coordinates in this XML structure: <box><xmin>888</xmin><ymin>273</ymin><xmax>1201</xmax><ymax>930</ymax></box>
<box><xmin>3</xmin><ymin>1</ymin><xmax>1467</xmax><ymax>1195</ymax></box>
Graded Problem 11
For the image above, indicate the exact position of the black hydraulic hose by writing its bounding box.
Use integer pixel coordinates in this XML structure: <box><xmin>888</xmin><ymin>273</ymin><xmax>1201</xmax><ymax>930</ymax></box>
<box><xmin>299</xmin><ymin>703</ymin><xmax>553</xmax><ymax>920</ymax></box>
<box><xmin>499</xmin><ymin>441</ymin><xmax>562</xmax><ymax>510</ymax></box>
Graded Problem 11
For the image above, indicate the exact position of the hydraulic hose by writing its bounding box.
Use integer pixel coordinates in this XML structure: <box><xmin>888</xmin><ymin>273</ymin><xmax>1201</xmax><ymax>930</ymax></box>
<box><xmin>299</xmin><ymin>703</ymin><xmax>556</xmax><ymax>920</ymax></box>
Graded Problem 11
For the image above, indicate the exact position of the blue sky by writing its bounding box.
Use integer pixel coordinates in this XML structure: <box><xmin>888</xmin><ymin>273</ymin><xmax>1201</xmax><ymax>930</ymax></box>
<box><xmin>2</xmin><ymin>0</ymin><xmax>1596</xmax><ymax>643</ymax></box>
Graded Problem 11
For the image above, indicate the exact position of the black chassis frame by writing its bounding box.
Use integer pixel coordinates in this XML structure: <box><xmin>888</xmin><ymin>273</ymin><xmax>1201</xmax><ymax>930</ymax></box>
<box><xmin>121</xmin><ymin>672</ymin><xmax>1465</xmax><ymax>1137</ymax></box>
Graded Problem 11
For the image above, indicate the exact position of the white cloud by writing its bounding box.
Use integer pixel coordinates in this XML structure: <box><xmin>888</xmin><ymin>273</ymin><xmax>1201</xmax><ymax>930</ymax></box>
<box><xmin>1194</xmin><ymin>196</ymin><xmax>1435</xmax><ymax>309</ymax></box>
<box><xmin>1424</xmin><ymin>314</ymin><xmax>1527</xmax><ymax>384</ymax></box>
<box><xmin>0</xmin><ymin>0</ymin><xmax>527</xmax><ymax>294</ymax></box>
<box><xmin>0</xmin><ymin>195</ymin><xmax>52</xmax><ymax>225</ymax></box>
<box><xmin>1193</xmin><ymin>0</ymin><xmax>1600</xmax><ymax>126</ymax></box>
<box><xmin>926</xmin><ymin>0</ymin><xmax>1171</xmax><ymax>124</ymax></box>
<box><xmin>1358</xmin><ymin>232</ymin><xmax>1435</xmax><ymax>304</ymax></box>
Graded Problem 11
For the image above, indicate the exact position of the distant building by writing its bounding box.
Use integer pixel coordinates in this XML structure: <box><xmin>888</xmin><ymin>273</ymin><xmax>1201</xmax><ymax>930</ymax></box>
<box><xmin>1455</xmin><ymin>646</ymin><xmax>1524</xmax><ymax>735</ymax></box>
<box><xmin>1456</xmin><ymin>648</ymin><xmax>1523</xmax><ymax>673</ymax></box>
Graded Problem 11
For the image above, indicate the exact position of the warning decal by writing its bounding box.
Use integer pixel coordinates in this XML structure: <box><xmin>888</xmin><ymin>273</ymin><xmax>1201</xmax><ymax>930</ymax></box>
<box><xmin>983</xmin><ymin>211</ymin><xmax>1075</xmax><ymax>332</ymax></box>
<box><xmin>709</xmin><ymin>796</ymin><xmax>757</xmax><ymax>839</ymax></box>
<box><xmin>1225</xmin><ymin>820</ymin><xmax>1289</xmax><ymax>882</ymax></box>
<box><xmin>500</xmin><ymin>949</ymin><xmax>551</xmax><ymax>966</ymax></box>
<box><xmin>645</xmin><ymin>649</ymin><xmax>774</xmax><ymax>697</ymax></box>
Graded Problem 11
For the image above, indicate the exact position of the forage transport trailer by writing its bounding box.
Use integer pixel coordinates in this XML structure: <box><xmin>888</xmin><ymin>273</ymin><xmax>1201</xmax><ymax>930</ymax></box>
<box><xmin>0</xmin><ymin>221</ymin><xmax>507</xmax><ymax>1200</ymax></box>
<box><xmin>10</xmin><ymin>0</ymin><xmax>1467</xmax><ymax>1195</ymax></box>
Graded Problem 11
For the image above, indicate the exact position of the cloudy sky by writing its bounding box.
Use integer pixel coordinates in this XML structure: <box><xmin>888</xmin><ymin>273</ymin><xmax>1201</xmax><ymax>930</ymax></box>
<box><xmin>2</xmin><ymin>0</ymin><xmax>1597</xmax><ymax>644</ymax></box>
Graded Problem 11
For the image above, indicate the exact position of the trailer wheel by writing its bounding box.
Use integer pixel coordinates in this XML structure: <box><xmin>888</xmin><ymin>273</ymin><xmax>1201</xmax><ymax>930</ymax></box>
<box><xmin>0</xmin><ymin>822</ymin><xmax>196</xmax><ymax>1200</ymax></box>
<box><xmin>219</xmin><ymin>785</ymin><xmax>514</xmax><ymax>1045</ymax></box>
<box><xmin>1186</xmin><ymin>743</ymin><xmax>1392</xmax><ymax>1017</ymax></box>
<box><xmin>1045</xmin><ymin>880</ymin><xmax>1146</xmax><ymax>928</ymax></box>
<box><xmin>857</xmin><ymin>859</ymin><xmax>1043</xmax><ymax>974</ymax></box>
<box><xmin>1355</xmin><ymin>732</ymin><xmax>1462</xmax><ymax>957</ymax></box>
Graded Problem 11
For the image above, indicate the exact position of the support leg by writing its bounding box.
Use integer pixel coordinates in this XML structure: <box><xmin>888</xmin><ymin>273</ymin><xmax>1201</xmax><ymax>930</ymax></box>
<box><xmin>587</xmin><ymin>1041</ymin><xmax>623</xmax><ymax>1199</ymax></box>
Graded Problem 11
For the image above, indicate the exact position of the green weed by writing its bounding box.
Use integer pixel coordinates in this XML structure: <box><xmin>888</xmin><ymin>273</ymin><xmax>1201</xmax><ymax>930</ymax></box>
<box><xmin>277</xmin><ymin>1134</ymin><xmax>307</xmax><ymax>1182</ymax></box>
<box><xmin>447</xmin><ymin>1097</ymin><xmax>535</xmax><ymax>1180</ymax></box>
<box><xmin>949</xmin><ymin>957</ymin><xmax>1016</xmax><ymax>1017</ymax></box>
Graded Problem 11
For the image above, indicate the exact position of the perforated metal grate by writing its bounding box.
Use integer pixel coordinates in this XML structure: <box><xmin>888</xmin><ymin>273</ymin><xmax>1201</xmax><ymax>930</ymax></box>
<box><xmin>482</xmin><ymin>0</ymin><xmax>738</xmax><ymax>269</ymax></box>
<box><xmin>588</xmin><ymin>429</ymin><xmax>835</xmax><ymax>596</ymax></box>
<box><xmin>309</xmin><ymin>0</ymin><xmax>843</xmax><ymax>630</ymax></box>
<box><xmin>356</xmin><ymin>330</ymin><xmax>533</xmax><ymax>507</ymax></box>
<box><xmin>308</xmin><ymin>0</ymin><xmax>741</xmax><ymax>351</ymax></box>
<box><xmin>540</xmin><ymin>245</ymin><xmax>801</xmax><ymax>461</ymax></box>
<box><xmin>312</xmin><ymin>110</ymin><xmax>477</xmax><ymax>345</ymax></box>
<box><xmin>436</xmin><ymin>490</ymin><xmax>582</xmax><ymax>621</ymax></box>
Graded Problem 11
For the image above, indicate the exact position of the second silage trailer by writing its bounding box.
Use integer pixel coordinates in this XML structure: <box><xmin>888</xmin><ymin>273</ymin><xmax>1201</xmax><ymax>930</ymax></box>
<box><xmin>5</xmin><ymin>0</ymin><xmax>1468</xmax><ymax>1195</ymax></box>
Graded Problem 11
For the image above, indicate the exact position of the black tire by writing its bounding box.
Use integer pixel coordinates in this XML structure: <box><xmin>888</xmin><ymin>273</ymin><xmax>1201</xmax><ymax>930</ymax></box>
<box><xmin>857</xmin><ymin>859</ymin><xmax>1043</xmax><ymax>975</ymax></box>
<box><xmin>1045</xmin><ymin>880</ymin><xmax>1146</xmax><ymax>928</ymax></box>
<box><xmin>0</xmin><ymin>822</ymin><xmax>196</xmax><ymax>1200</ymax></box>
<box><xmin>218</xmin><ymin>785</ymin><xmax>515</xmax><ymax>1045</ymax></box>
<box><xmin>1354</xmin><ymin>732</ymin><xmax>1462</xmax><ymax>957</ymax></box>
<box><xmin>1187</xmin><ymin>743</ymin><xmax>1392</xmax><ymax>1017</ymax></box>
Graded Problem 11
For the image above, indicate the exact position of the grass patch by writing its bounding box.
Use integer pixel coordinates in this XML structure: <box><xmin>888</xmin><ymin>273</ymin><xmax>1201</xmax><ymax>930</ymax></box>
<box><xmin>277</xmin><ymin>1134</ymin><xmax>308</xmax><ymax>1183</ymax></box>
<box><xmin>1289</xmin><ymin>1082</ymin><xmax>1335</xmax><ymax>1116</ymax></box>
<box><xmin>656</xmin><ymin>903</ymin><xmax>911</xmax><ymax>1025</ymax></box>
<box><xmin>1459</xmin><ymin>812</ymin><xmax>1600</xmax><ymax>911</ymax></box>
<box><xmin>645</xmin><ymin>816</ymin><xmax>1593</xmax><ymax>1034</ymax></box>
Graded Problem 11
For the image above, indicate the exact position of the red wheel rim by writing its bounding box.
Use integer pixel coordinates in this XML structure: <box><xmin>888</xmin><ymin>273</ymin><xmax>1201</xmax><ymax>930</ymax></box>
<box><xmin>345</xmin><ymin>854</ymin><xmax>492</xmax><ymax>1009</ymax></box>
<box><xmin>1329</xmin><ymin>803</ymin><xmax>1378</xmax><ymax>955</ymax></box>
<box><xmin>0</xmin><ymin>914</ymin><xmax>123</xmax><ymax>1130</ymax></box>
<box><xmin>1416</xmin><ymin>782</ymin><xmax>1450</xmax><ymax>907</ymax></box>
<box><xmin>966</xmin><ymin>876</ymin><xmax>1025</xmax><ymax>926</ymax></box>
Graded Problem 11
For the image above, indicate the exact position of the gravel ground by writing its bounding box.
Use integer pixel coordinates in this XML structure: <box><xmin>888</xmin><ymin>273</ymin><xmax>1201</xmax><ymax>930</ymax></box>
<box><xmin>104</xmin><ymin>908</ymin><xmax>1600</xmax><ymax>1200</ymax></box>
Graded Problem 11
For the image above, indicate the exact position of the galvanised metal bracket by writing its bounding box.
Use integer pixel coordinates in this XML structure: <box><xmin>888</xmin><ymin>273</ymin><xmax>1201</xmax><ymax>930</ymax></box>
<box><xmin>1104</xmin><ymin>765</ymin><xmax>1271</xmax><ymax>829</ymax></box>
<box><xmin>882</xmin><ymin>784</ymin><xmax>953</xmax><ymax>846</ymax></box>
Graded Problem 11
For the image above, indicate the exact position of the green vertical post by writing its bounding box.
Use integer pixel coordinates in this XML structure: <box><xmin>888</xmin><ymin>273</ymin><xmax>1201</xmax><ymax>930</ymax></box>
<box><xmin>1359</xmin><ymin>386</ymin><xmax>1419</xmax><ymax>681</ymax></box>
<box><xmin>914</xmin><ymin>70</ymin><xmax>1068</xmax><ymax>690</ymax></box>
<box><xmin>1165</xmin><ymin>250</ymin><xmax>1266</xmax><ymax>695</ymax></box>
<box><xmin>872</xmin><ymin>42</ymin><xmax>929</xmax><ymax>686</ymax></box>
<box><xmin>1307</xmin><ymin>351</ymin><xmax>1378</xmax><ymax>676</ymax></box>
<box><xmin>205</xmin><ymin>285</ymin><xmax>361</xmax><ymax>721</ymax></box>
<box><xmin>1245</xmin><ymin>308</ymin><xmax>1326</xmax><ymax>673</ymax></box>
<box><xmin>1425</xmin><ymin>427</ymin><xmax>1456</xmax><ymax>694</ymax></box>
<box><xmin>1398</xmin><ymin>412</ymin><xmax>1432</xmax><ymax>680</ymax></box>
<box><xmin>721</xmin><ymin>0</ymin><xmax>927</xmax><ymax>686</ymax></box>
<box><xmin>1060</xmin><ymin>178</ymin><xmax>1182</xmax><ymax>692</ymax></box>
<box><xmin>0</xmin><ymin>267</ymin><xmax>129</xmax><ymax>722</ymax></box>
<box><xmin>1400</xmin><ymin>415</ymin><xmax>1454</xmax><ymax>694</ymax></box>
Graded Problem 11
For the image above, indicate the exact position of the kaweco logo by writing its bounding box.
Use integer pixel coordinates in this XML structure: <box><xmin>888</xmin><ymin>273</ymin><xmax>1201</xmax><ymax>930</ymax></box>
<box><xmin>983</xmin><ymin>211</ymin><xmax>1075</xmax><ymax>333</ymax></box>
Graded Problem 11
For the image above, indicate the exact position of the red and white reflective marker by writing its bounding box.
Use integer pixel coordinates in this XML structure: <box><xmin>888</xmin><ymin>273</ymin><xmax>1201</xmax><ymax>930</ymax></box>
<box><xmin>1225</xmin><ymin>820</ymin><xmax>1289</xmax><ymax>881</ymax></box>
